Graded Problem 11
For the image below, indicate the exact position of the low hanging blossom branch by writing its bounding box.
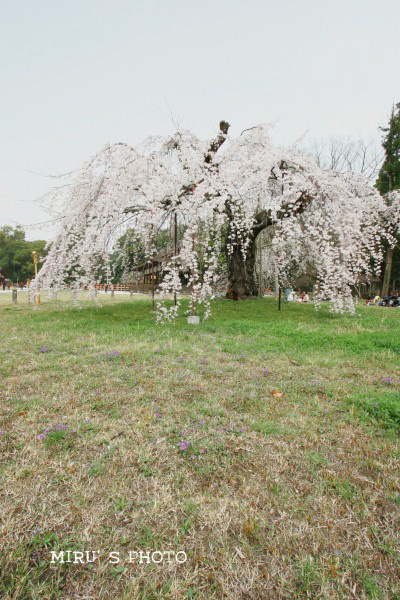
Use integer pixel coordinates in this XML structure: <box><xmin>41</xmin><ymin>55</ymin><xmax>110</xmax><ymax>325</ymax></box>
<box><xmin>33</xmin><ymin>122</ymin><xmax>400</xmax><ymax>319</ymax></box>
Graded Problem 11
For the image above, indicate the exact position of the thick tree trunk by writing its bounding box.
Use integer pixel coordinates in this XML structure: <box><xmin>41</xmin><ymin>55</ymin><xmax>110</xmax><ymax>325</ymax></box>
<box><xmin>226</xmin><ymin>233</ymin><xmax>259</xmax><ymax>300</ymax></box>
<box><xmin>381</xmin><ymin>246</ymin><xmax>394</xmax><ymax>296</ymax></box>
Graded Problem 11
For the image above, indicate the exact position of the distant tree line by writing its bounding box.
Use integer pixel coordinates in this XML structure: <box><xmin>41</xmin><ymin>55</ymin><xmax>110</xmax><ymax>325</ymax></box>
<box><xmin>0</xmin><ymin>226</ymin><xmax>47</xmax><ymax>283</ymax></box>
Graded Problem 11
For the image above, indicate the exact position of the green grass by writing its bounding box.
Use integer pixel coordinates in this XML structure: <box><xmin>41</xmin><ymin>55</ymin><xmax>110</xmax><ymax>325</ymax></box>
<box><xmin>0</xmin><ymin>294</ymin><xmax>399</xmax><ymax>599</ymax></box>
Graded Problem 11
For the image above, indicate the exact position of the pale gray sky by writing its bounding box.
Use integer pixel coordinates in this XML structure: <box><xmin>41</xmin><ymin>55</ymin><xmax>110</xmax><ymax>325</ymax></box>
<box><xmin>1</xmin><ymin>0</ymin><xmax>399</xmax><ymax>240</ymax></box>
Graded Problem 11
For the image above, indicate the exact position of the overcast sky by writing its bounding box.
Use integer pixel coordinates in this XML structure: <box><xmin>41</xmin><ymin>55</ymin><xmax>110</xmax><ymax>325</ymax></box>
<box><xmin>1</xmin><ymin>0</ymin><xmax>399</xmax><ymax>240</ymax></box>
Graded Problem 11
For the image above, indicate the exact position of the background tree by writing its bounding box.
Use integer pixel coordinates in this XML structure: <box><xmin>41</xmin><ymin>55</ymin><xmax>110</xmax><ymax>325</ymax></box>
<box><xmin>0</xmin><ymin>226</ymin><xmax>47</xmax><ymax>283</ymax></box>
<box><xmin>375</xmin><ymin>103</ymin><xmax>400</xmax><ymax>296</ymax></box>
<box><xmin>305</xmin><ymin>136</ymin><xmax>382</xmax><ymax>183</ymax></box>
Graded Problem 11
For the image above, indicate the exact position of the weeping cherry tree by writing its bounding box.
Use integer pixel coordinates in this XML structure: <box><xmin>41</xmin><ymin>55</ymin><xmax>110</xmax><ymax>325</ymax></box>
<box><xmin>35</xmin><ymin>121</ymin><xmax>400</xmax><ymax>320</ymax></box>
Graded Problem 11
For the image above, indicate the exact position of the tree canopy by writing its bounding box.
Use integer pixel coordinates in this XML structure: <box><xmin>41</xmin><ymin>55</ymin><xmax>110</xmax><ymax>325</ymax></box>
<box><xmin>36</xmin><ymin>122</ymin><xmax>399</xmax><ymax>319</ymax></box>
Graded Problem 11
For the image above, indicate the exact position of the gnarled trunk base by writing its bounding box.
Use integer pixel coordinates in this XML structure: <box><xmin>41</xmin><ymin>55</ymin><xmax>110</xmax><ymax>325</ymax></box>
<box><xmin>225</xmin><ymin>236</ymin><xmax>258</xmax><ymax>300</ymax></box>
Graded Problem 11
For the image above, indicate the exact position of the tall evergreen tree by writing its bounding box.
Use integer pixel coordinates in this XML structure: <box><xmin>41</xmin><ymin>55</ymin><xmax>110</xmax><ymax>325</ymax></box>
<box><xmin>375</xmin><ymin>103</ymin><xmax>400</xmax><ymax>296</ymax></box>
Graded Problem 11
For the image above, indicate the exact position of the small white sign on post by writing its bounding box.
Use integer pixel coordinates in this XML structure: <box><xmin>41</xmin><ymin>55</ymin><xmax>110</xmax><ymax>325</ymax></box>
<box><xmin>187</xmin><ymin>316</ymin><xmax>200</xmax><ymax>325</ymax></box>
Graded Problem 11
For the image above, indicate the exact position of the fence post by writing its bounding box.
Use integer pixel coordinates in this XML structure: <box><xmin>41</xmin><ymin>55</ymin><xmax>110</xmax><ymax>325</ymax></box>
<box><xmin>12</xmin><ymin>288</ymin><xmax>17</xmax><ymax>305</ymax></box>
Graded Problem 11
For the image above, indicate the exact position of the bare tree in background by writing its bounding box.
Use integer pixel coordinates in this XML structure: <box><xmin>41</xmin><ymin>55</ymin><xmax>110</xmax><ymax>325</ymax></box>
<box><xmin>304</xmin><ymin>137</ymin><xmax>383</xmax><ymax>183</ymax></box>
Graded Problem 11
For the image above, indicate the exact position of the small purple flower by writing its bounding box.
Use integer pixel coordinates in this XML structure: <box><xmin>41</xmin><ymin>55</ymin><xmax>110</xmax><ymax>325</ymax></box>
<box><xmin>38</xmin><ymin>433</ymin><xmax>45</xmax><ymax>440</ymax></box>
<box><xmin>155</xmin><ymin>412</ymin><xmax>162</xmax><ymax>419</ymax></box>
<box><xmin>381</xmin><ymin>377</ymin><xmax>395</xmax><ymax>385</ymax></box>
<box><xmin>39</xmin><ymin>347</ymin><xmax>50</xmax><ymax>353</ymax></box>
<box><xmin>374</xmin><ymin>403</ymin><xmax>379</xmax><ymax>408</ymax></box>
<box><xmin>178</xmin><ymin>441</ymin><xmax>190</xmax><ymax>451</ymax></box>
<box><xmin>94</xmin><ymin>389</ymin><xmax>100</xmax><ymax>396</ymax></box>
<box><xmin>154</xmin><ymin>347</ymin><xmax>161</xmax><ymax>353</ymax></box>
<box><xmin>0</xmin><ymin>430</ymin><xmax>4</xmax><ymax>436</ymax></box>
<box><xmin>262</xmin><ymin>368</ymin><xmax>269</xmax><ymax>377</ymax></box>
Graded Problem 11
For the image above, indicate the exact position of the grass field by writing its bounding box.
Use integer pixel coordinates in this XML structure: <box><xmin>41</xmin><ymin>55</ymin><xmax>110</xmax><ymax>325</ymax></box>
<box><xmin>0</xmin><ymin>295</ymin><xmax>399</xmax><ymax>599</ymax></box>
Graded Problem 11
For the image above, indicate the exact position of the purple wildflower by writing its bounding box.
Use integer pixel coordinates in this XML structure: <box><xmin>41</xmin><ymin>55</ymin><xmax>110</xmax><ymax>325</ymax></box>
<box><xmin>178</xmin><ymin>441</ymin><xmax>190</xmax><ymax>451</ymax></box>
<box><xmin>381</xmin><ymin>377</ymin><xmax>395</xmax><ymax>385</ymax></box>
<box><xmin>38</xmin><ymin>433</ymin><xmax>45</xmax><ymax>440</ymax></box>
<box><xmin>374</xmin><ymin>403</ymin><xmax>379</xmax><ymax>408</ymax></box>
<box><xmin>39</xmin><ymin>347</ymin><xmax>50</xmax><ymax>353</ymax></box>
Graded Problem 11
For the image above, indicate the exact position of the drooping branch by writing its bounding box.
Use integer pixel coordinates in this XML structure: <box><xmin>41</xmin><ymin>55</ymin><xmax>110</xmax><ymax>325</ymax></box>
<box><xmin>252</xmin><ymin>190</ymin><xmax>312</xmax><ymax>235</ymax></box>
